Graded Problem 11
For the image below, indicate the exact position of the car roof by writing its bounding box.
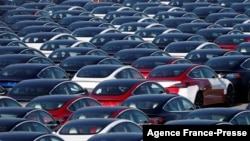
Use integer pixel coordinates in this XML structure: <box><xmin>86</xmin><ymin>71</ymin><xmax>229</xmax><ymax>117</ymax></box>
<box><xmin>29</xmin><ymin>94</ymin><xmax>87</xmax><ymax>103</ymax></box>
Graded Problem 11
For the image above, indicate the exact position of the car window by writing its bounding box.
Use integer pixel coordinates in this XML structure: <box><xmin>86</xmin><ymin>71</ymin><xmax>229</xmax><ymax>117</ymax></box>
<box><xmin>163</xmin><ymin>97</ymin><xmax>195</xmax><ymax>111</ymax></box>
<box><xmin>241</xmin><ymin>58</ymin><xmax>250</xmax><ymax>69</ymax></box>
<box><xmin>231</xmin><ymin>112</ymin><xmax>250</xmax><ymax>125</ymax></box>
<box><xmin>109</xmin><ymin>122</ymin><xmax>141</xmax><ymax>133</ymax></box>
<box><xmin>12</xmin><ymin>122</ymin><xmax>50</xmax><ymax>133</ymax></box>
<box><xmin>133</xmin><ymin>82</ymin><xmax>165</xmax><ymax>95</ymax></box>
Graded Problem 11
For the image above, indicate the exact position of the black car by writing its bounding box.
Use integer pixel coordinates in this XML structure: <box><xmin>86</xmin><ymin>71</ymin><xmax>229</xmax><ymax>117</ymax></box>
<box><xmin>17</xmin><ymin>25</ymin><xmax>61</xmax><ymax>38</ymax></box>
<box><xmin>0</xmin><ymin>63</ymin><xmax>68</xmax><ymax>92</ymax></box>
<box><xmin>205</xmin><ymin>55</ymin><xmax>250</xmax><ymax>102</ymax></box>
<box><xmin>0</xmin><ymin>54</ymin><xmax>54</xmax><ymax>70</ymax></box>
<box><xmin>67</xmin><ymin>21</ymin><xmax>108</xmax><ymax>32</ymax></box>
<box><xmin>234</xmin><ymin>42</ymin><xmax>250</xmax><ymax>55</ymax></box>
<box><xmin>195</xmin><ymin>28</ymin><xmax>243</xmax><ymax>42</ymax></box>
<box><xmin>87</xmin><ymin>132</ymin><xmax>143</xmax><ymax>141</ymax></box>
<box><xmin>100</xmin><ymin>40</ymin><xmax>159</xmax><ymax>56</ymax></box>
<box><xmin>164</xmin><ymin>119</ymin><xmax>233</xmax><ymax>125</ymax></box>
<box><xmin>89</xmin><ymin>33</ymin><xmax>144</xmax><ymax>49</ymax></box>
<box><xmin>113</xmin><ymin>48</ymin><xmax>171</xmax><ymax>65</ymax></box>
<box><xmin>184</xmin><ymin>107</ymin><xmax>250</xmax><ymax>125</ymax></box>
<box><xmin>152</xmin><ymin>33</ymin><xmax>207</xmax><ymax>50</ymax></box>
<box><xmin>176</xmin><ymin>22</ymin><xmax>214</xmax><ymax>34</ymax></box>
<box><xmin>120</xmin><ymin>94</ymin><xmax>196</xmax><ymax>124</ymax></box>
<box><xmin>59</xmin><ymin>56</ymin><xmax>123</xmax><ymax>78</ymax></box>
<box><xmin>7</xmin><ymin>79</ymin><xmax>88</xmax><ymax>104</ymax></box>
<box><xmin>0</xmin><ymin>118</ymin><xmax>51</xmax><ymax>133</ymax></box>
<box><xmin>0</xmin><ymin>107</ymin><xmax>59</xmax><ymax>130</ymax></box>
<box><xmin>185</xmin><ymin>49</ymin><xmax>241</xmax><ymax>64</ymax></box>
<box><xmin>0</xmin><ymin>132</ymin><xmax>64</xmax><ymax>141</ymax></box>
<box><xmin>0</xmin><ymin>39</ymin><xmax>28</xmax><ymax>47</ymax></box>
<box><xmin>0</xmin><ymin>46</ymin><xmax>46</xmax><ymax>57</ymax></box>
<box><xmin>48</xmin><ymin>47</ymin><xmax>108</xmax><ymax>64</ymax></box>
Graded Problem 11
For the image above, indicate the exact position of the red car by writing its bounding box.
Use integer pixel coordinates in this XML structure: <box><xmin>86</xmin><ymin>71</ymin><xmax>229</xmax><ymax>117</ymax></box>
<box><xmin>146</xmin><ymin>64</ymin><xmax>235</xmax><ymax>108</ymax></box>
<box><xmin>131</xmin><ymin>56</ymin><xmax>192</xmax><ymax>78</ymax></box>
<box><xmin>89</xmin><ymin>79</ymin><xmax>167</xmax><ymax>106</ymax></box>
<box><xmin>25</xmin><ymin>95</ymin><xmax>102</xmax><ymax>125</ymax></box>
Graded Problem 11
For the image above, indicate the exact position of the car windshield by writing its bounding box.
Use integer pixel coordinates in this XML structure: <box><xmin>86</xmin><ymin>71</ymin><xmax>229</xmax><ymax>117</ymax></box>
<box><xmin>132</xmin><ymin>59</ymin><xmax>167</xmax><ymax>68</ymax></box>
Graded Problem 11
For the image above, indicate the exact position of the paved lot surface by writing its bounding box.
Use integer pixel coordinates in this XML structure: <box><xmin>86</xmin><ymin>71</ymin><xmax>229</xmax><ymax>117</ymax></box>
<box><xmin>233</xmin><ymin>103</ymin><xmax>248</xmax><ymax>109</ymax></box>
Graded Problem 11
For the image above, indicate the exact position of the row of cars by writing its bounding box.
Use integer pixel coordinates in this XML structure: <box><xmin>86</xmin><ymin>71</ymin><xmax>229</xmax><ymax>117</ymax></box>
<box><xmin>1</xmin><ymin>0</ymin><xmax>250</xmax><ymax>140</ymax></box>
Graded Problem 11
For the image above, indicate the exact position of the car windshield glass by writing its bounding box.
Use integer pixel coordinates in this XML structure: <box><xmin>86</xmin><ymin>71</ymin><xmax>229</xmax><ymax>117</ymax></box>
<box><xmin>206</xmin><ymin>59</ymin><xmax>242</xmax><ymax>70</ymax></box>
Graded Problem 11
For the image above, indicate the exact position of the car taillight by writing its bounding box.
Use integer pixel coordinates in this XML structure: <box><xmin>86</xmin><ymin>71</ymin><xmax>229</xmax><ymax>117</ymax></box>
<box><xmin>150</xmin><ymin>117</ymin><xmax>165</xmax><ymax>124</ymax></box>
<box><xmin>226</xmin><ymin>73</ymin><xmax>241</xmax><ymax>79</ymax></box>
<box><xmin>167</xmin><ymin>83</ymin><xmax>188</xmax><ymax>93</ymax></box>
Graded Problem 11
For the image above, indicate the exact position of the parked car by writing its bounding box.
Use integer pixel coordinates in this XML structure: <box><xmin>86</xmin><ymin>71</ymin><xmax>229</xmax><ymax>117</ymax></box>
<box><xmin>113</xmin><ymin>48</ymin><xmax>171</xmax><ymax>65</ymax></box>
<box><xmin>0</xmin><ymin>96</ymin><xmax>22</xmax><ymax>107</ymax></box>
<box><xmin>7</xmin><ymin>79</ymin><xmax>88</xmax><ymax>105</ymax></box>
<box><xmin>185</xmin><ymin>49</ymin><xmax>242</xmax><ymax>64</ymax></box>
<box><xmin>0</xmin><ymin>39</ymin><xmax>28</xmax><ymax>47</ymax></box>
<box><xmin>234</xmin><ymin>42</ymin><xmax>250</xmax><ymax>55</ymax></box>
<box><xmin>0</xmin><ymin>132</ymin><xmax>65</xmax><ymax>141</ymax></box>
<box><xmin>121</xmin><ymin>94</ymin><xmax>196</xmax><ymax>124</ymax></box>
<box><xmin>89</xmin><ymin>79</ymin><xmax>166</xmax><ymax>106</ymax></box>
<box><xmin>100</xmin><ymin>40</ymin><xmax>159</xmax><ymax>56</ymax></box>
<box><xmin>21</xmin><ymin>32</ymin><xmax>77</xmax><ymax>51</ymax></box>
<box><xmin>0</xmin><ymin>63</ymin><xmax>68</xmax><ymax>92</ymax></box>
<box><xmin>71</xmin><ymin>64</ymin><xmax>144</xmax><ymax>93</ymax></box>
<box><xmin>0</xmin><ymin>54</ymin><xmax>54</xmax><ymax>70</ymax></box>
<box><xmin>72</xmin><ymin>27</ymin><xmax>121</xmax><ymax>42</ymax></box>
<box><xmin>134</xmin><ymin>27</ymin><xmax>182</xmax><ymax>42</ymax></box>
<box><xmin>89</xmin><ymin>33</ymin><xmax>144</xmax><ymax>49</ymax></box>
<box><xmin>39</xmin><ymin>40</ymin><xmax>96</xmax><ymax>57</ymax></box>
<box><xmin>55</xmin><ymin>118</ymin><xmax>142</xmax><ymax>141</ymax></box>
<box><xmin>164</xmin><ymin>41</ymin><xmax>221</xmax><ymax>58</ymax></box>
<box><xmin>152</xmin><ymin>33</ymin><xmax>207</xmax><ymax>50</ymax></box>
<box><xmin>26</xmin><ymin>95</ymin><xmax>102</xmax><ymax>125</ymax></box>
<box><xmin>146</xmin><ymin>64</ymin><xmax>235</xmax><ymax>108</ymax></box>
<box><xmin>59</xmin><ymin>56</ymin><xmax>123</xmax><ymax>78</ymax></box>
<box><xmin>184</xmin><ymin>107</ymin><xmax>250</xmax><ymax>125</ymax></box>
<box><xmin>164</xmin><ymin>119</ymin><xmax>233</xmax><ymax>125</ymax></box>
<box><xmin>205</xmin><ymin>55</ymin><xmax>250</xmax><ymax>102</ymax></box>
<box><xmin>214</xmin><ymin>33</ymin><xmax>250</xmax><ymax>50</ymax></box>
<box><xmin>195</xmin><ymin>27</ymin><xmax>243</xmax><ymax>42</ymax></box>
<box><xmin>86</xmin><ymin>132</ymin><xmax>143</xmax><ymax>141</ymax></box>
<box><xmin>67</xmin><ymin>106</ymin><xmax>152</xmax><ymax>126</ymax></box>
<box><xmin>131</xmin><ymin>56</ymin><xmax>192</xmax><ymax>78</ymax></box>
<box><xmin>0</xmin><ymin>46</ymin><xmax>46</xmax><ymax>57</ymax></box>
<box><xmin>0</xmin><ymin>107</ymin><xmax>59</xmax><ymax>130</ymax></box>
<box><xmin>48</xmin><ymin>48</ymin><xmax>108</xmax><ymax>65</ymax></box>
<box><xmin>0</xmin><ymin>118</ymin><xmax>51</xmax><ymax>133</ymax></box>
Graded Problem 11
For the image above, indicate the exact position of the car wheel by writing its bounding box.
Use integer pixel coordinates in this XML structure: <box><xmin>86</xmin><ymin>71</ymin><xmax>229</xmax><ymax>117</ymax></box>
<box><xmin>194</xmin><ymin>92</ymin><xmax>203</xmax><ymax>109</ymax></box>
<box><xmin>225</xmin><ymin>85</ymin><xmax>235</xmax><ymax>107</ymax></box>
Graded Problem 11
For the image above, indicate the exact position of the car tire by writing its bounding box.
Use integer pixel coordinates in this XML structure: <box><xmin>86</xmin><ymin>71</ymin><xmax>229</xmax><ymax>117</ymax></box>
<box><xmin>225</xmin><ymin>85</ymin><xmax>235</xmax><ymax>107</ymax></box>
<box><xmin>194</xmin><ymin>92</ymin><xmax>203</xmax><ymax>109</ymax></box>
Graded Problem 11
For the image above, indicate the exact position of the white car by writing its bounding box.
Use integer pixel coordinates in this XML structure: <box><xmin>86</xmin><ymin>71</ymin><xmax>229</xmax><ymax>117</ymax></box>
<box><xmin>71</xmin><ymin>64</ymin><xmax>144</xmax><ymax>93</ymax></box>
<box><xmin>54</xmin><ymin>118</ymin><xmax>142</xmax><ymax>141</ymax></box>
